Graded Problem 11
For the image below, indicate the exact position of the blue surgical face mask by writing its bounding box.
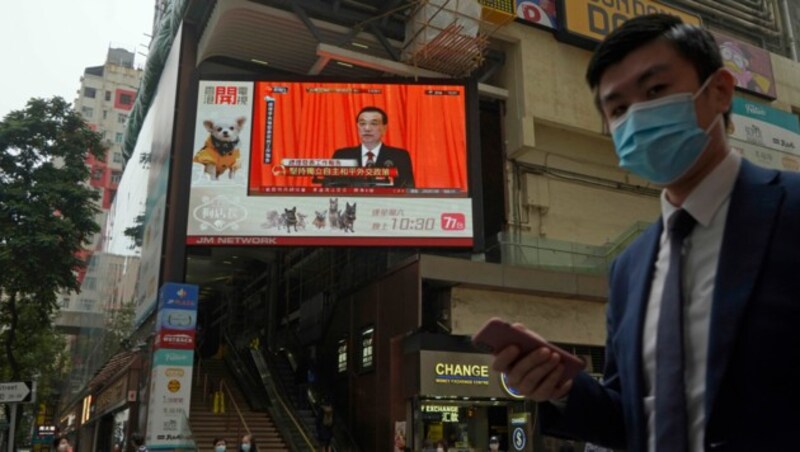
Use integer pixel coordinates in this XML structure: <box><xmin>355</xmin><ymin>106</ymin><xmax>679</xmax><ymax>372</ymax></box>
<box><xmin>215</xmin><ymin>446</ymin><xmax>226</xmax><ymax>452</ymax></box>
<box><xmin>610</xmin><ymin>75</ymin><xmax>721</xmax><ymax>185</ymax></box>
<box><xmin>241</xmin><ymin>444</ymin><xmax>251</xmax><ymax>452</ymax></box>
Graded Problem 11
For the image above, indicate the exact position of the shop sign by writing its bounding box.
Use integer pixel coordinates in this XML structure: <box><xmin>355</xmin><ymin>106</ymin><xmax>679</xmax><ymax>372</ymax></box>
<box><xmin>711</xmin><ymin>31</ymin><xmax>776</xmax><ymax>100</ymax></box>
<box><xmin>421</xmin><ymin>404</ymin><xmax>461</xmax><ymax>422</ymax></box>
<box><xmin>158</xmin><ymin>283</ymin><xmax>199</xmax><ymax>311</ymax></box>
<box><xmin>81</xmin><ymin>395</ymin><xmax>92</xmax><ymax>424</ymax></box>
<box><xmin>95</xmin><ymin>378</ymin><xmax>127</xmax><ymax>415</ymax></box>
<box><xmin>155</xmin><ymin>330</ymin><xmax>196</xmax><ymax>350</ymax></box>
<box><xmin>145</xmin><ymin>357</ymin><xmax>195</xmax><ymax>449</ymax></box>
<box><xmin>419</xmin><ymin>351</ymin><xmax>509</xmax><ymax>398</ymax></box>
<box><xmin>434</xmin><ymin>362</ymin><xmax>490</xmax><ymax>385</ymax></box>
<box><xmin>730</xmin><ymin>97</ymin><xmax>800</xmax><ymax>157</ymax></box>
<box><xmin>516</xmin><ymin>0</ymin><xmax>558</xmax><ymax>29</ymax></box>
<box><xmin>153</xmin><ymin>349</ymin><xmax>194</xmax><ymax>367</ymax></box>
<box><xmin>731</xmin><ymin>140</ymin><xmax>800</xmax><ymax>173</ymax></box>
<box><xmin>557</xmin><ymin>0</ymin><xmax>701</xmax><ymax>49</ymax></box>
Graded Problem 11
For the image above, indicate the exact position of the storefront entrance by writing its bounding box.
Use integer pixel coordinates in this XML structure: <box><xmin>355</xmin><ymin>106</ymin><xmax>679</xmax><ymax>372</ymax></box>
<box><xmin>400</xmin><ymin>338</ymin><xmax>536</xmax><ymax>451</ymax></box>
<box><xmin>416</xmin><ymin>398</ymin><xmax>524</xmax><ymax>451</ymax></box>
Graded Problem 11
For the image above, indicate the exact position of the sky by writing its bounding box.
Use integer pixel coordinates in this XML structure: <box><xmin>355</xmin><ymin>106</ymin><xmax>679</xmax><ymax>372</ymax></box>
<box><xmin>0</xmin><ymin>0</ymin><xmax>154</xmax><ymax>119</ymax></box>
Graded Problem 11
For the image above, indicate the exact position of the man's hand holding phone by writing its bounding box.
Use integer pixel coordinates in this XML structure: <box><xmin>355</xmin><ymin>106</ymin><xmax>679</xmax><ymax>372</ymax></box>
<box><xmin>493</xmin><ymin>342</ymin><xmax>574</xmax><ymax>401</ymax></box>
<box><xmin>472</xmin><ymin>318</ymin><xmax>584</xmax><ymax>402</ymax></box>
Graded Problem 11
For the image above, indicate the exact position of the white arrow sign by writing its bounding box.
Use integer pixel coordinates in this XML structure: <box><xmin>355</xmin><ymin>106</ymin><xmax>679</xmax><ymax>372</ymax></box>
<box><xmin>0</xmin><ymin>381</ymin><xmax>34</xmax><ymax>403</ymax></box>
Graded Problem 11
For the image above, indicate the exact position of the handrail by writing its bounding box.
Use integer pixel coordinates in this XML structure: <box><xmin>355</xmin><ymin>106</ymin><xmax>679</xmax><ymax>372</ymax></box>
<box><xmin>270</xmin><ymin>378</ymin><xmax>316</xmax><ymax>449</ymax></box>
<box><xmin>250</xmin><ymin>348</ymin><xmax>317</xmax><ymax>450</ymax></box>
<box><xmin>220</xmin><ymin>379</ymin><xmax>250</xmax><ymax>436</ymax></box>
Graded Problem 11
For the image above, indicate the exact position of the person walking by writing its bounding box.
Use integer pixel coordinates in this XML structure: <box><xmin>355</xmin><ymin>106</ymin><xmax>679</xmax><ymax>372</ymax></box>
<box><xmin>489</xmin><ymin>12</ymin><xmax>800</xmax><ymax>452</ymax></box>
<box><xmin>316</xmin><ymin>397</ymin><xmax>334</xmax><ymax>452</ymax></box>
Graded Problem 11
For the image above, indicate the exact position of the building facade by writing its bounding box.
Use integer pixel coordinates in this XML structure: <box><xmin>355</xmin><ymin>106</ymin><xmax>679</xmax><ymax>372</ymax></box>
<box><xmin>56</xmin><ymin>1</ymin><xmax>800</xmax><ymax>451</ymax></box>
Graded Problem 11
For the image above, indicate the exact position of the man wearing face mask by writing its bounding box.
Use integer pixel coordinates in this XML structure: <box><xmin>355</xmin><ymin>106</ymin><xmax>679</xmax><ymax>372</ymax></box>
<box><xmin>488</xmin><ymin>14</ymin><xmax>800</xmax><ymax>452</ymax></box>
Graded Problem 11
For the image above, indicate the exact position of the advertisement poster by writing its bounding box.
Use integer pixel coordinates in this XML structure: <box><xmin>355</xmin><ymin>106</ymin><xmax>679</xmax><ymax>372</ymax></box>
<box><xmin>557</xmin><ymin>0</ymin><xmax>700</xmax><ymax>47</ymax></box>
<box><xmin>730</xmin><ymin>97</ymin><xmax>800</xmax><ymax>156</ymax></box>
<box><xmin>145</xmin><ymin>350</ymin><xmax>195</xmax><ymax>449</ymax></box>
<box><xmin>146</xmin><ymin>284</ymin><xmax>198</xmax><ymax>449</ymax></box>
<box><xmin>711</xmin><ymin>31</ymin><xmax>777</xmax><ymax>99</ymax></box>
<box><xmin>516</xmin><ymin>0</ymin><xmax>557</xmax><ymax>29</ymax></box>
<box><xmin>394</xmin><ymin>421</ymin><xmax>407</xmax><ymax>452</ymax></box>
<box><xmin>186</xmin><ymin>80</ymin><xmax>474</xmax><ymax>247</ymax></box>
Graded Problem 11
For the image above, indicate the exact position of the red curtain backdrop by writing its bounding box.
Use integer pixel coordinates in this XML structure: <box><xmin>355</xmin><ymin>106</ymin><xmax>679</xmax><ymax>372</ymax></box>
<box><xmin>249</xmin><ymin>82</ymin><xmax>468</xmax><ymax>192</ymax></box>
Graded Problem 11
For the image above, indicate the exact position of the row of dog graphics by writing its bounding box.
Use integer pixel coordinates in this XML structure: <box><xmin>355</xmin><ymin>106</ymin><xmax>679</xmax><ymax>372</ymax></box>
<box><xmin>262</xmin><ymin>198</ymin><xmax>357</xmax><ymax>233</ymax></box>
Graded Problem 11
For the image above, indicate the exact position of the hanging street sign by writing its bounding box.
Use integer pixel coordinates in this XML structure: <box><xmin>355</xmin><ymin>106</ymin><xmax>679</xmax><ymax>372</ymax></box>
<box><xmin>0</xmin><ymin>381</ymin><xmax>35</xmax><ymax>403</ymax></box>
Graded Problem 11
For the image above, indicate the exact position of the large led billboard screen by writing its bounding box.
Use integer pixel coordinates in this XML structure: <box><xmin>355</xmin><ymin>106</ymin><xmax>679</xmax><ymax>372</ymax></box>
<box><xmin>186</xmin><ymin>79</ymin><xmax>475</xmax><ymax>246</ymax></box>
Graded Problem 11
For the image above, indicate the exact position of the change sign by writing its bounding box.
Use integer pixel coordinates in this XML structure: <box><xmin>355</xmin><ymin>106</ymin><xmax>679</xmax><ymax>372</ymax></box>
<box><xmin>558</xmin><ymin>0</ymin><xmax>701</xmax><ymax>49</ymax></box>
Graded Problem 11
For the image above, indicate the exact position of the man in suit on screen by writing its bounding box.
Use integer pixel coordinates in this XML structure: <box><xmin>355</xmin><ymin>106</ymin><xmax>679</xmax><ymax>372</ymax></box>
<box><xmin>330</xmin><ymin>106</ymin><xmax>415</xmax><ymax>188</ymax></box>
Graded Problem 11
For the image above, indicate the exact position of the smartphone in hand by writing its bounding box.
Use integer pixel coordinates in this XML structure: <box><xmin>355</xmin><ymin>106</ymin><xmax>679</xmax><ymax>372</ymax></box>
<box><xmin>472</xmin><ymin>317</ymin><xmax>586</xmax><ymax>385</ymax></box>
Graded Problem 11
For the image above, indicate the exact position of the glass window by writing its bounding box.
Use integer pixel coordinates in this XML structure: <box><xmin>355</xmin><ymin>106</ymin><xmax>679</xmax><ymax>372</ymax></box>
<box><xmin>83</xmin><ymin>277</ymin><xmax>96</xmax><ymax>291</ymax></box>
<box><xmin>81</xmin><ymin>106</ymin><xmax>93</xmax><ymax>118</ymax></box>
<box><xmin>80</xmin><ymin>298</ymin><xmax>94</xmax><ymax>310</ymax></box>
<box><xmin>84</xmin><ymin>87</ymin><xmax>96</xmax><ymax>98</ymax></box>
<box><xmin>118</xmin><ymin>113</ymin><xmax>127</xmax><ymax>124</ymax></box>
<box><xmin>92</xmin><ymin>168</ymin><xmax>104</xmax><ymax>181</ymax></box>
<box><xmin>113</xmin><ymin>152</ymin><xmax>123</xmax><ymax>164</ymax></box>
<box><xmin>103</xmin><ymin>110</ymin><xmax>108</xmax><ymax>119</ymax></box>
<box><xmin>115</xmin><ymin>132</ymin><xmax>124</xmax><ymax>144</ymax></box>
<box><xmin>105</xmin><ymin>91</ymin><xmax>112</xmax><ymax>101</ymax></box>
<box><xmin>111</xmin><ymin>171</ymin><xmax>122</xmax><ymax>184</ymax></box>
<box><xmin>360</xmin><ymin>326</ymin><xmax>374</xmax><ymax>371</ymax></box>
<box><xmin>337</xmin><ymin>338</ymin><xmax>348</xmax><ymax>373</ymax></box>
<box><xmin>120</xmin><ymin>93</ymin><xmax>133</xmax><ymax>105</ymax></box>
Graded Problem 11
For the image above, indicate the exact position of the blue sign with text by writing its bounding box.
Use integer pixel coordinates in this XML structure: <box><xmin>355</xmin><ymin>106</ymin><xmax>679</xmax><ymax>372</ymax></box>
<box><xmin>158</xmin><ymin>283</ymin><xmax>198</xmax><ymax>311</ymax></box>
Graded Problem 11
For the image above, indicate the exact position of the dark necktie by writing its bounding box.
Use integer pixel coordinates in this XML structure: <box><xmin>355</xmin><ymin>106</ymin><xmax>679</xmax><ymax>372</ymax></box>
<box><xmin>655</xmin><ymin>208</ymin><xmax>697</xmax><ymax>452</ymax></box>
<box><xmin>365</xmin><ymin>151</ymin><xmax>375</xmax><ymax>167</ymax></box>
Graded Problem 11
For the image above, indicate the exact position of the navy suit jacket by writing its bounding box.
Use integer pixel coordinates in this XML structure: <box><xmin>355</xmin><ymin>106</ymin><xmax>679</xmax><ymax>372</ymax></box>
<box><xmin>332</xmin><ymin>145</ymin><xmax>415</xmax><ymax>188</ymax></box>
<box><xmin>541</xmin><ymin>160</ymin><xmax>800</xmax><ymax>451</ymax></box>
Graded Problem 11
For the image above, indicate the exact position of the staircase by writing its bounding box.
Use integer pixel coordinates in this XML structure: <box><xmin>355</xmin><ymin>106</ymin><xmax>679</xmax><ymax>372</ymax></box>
<box><xmin>272</xmin><ymin>352</ymin><xmax>319</xmax><ymax>443</ymax></box>
<box><xmin>190</xmin><ymin>358</ymin><xmax>288</xmax><ymax>451</ymax></box>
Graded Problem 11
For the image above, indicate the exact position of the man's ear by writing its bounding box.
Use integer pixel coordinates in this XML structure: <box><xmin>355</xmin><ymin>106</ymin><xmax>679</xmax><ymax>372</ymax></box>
<box><xmin>713</xmin><ymin>68</ymin><xmax>736</xmax><ymax>117</ymax></box>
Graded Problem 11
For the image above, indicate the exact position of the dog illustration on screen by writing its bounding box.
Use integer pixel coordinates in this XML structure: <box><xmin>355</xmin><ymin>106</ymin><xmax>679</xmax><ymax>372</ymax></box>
<box><xmin>313</xmin><ymin>211</ymin><xmax>326</xmax><ymax>229</ymax></box>
<box><xmin>328</xmin><ymin>198</ymin><xmax>340</xmax><ymax>230</ymax></box>
<box><xmin>338</xmin><ymin>202</ymin><xmax>357</xmax><ymax>233</ymax></box>
<box><xmin>284</xmin><ymin>207</ymin><xmax>299</xmax><ymax>233</ymax></box>
<box><xmin>261</xmin><ymin>210</ymin><xmax>284</xmax><ymax>229</ymax></box>
<box><xmin>193</xmin><ymin>117</ymin><xmax>246</xmax><ymax>180</ymax></box>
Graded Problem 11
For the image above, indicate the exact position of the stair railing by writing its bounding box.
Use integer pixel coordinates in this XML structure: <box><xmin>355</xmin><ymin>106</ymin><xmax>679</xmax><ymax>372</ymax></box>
<box><xmin>220</xmin><ymin>378</ymin><xmax>251</xmax><ymax>441</ymax></box>
<box><xmin>249</xmin><ymin>348</ymin><xmax>317</xmax><ymax>450</ymax></box>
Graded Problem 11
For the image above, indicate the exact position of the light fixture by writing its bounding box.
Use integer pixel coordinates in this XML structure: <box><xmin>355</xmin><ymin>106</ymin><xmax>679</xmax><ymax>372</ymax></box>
<box><xmin>336</xmin><ymin>61</ymin><xmax>354</xmax><ymax>68</ymax></box>
<box><xmin>351</xmin><ymin>42</ymin><xmax>369</xmax><ymax>49</ymax></box>
<box><xmin>250</xmin><ymin>58</ymin><xmax>269</xmax><ymax>66</ymax></box>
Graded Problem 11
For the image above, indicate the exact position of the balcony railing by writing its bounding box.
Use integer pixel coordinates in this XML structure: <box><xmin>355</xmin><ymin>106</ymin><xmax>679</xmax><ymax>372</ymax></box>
<box><xmin>488</xmin><ymin>222</ymin><xmax>651</xmax><ymax>274</ymax></box>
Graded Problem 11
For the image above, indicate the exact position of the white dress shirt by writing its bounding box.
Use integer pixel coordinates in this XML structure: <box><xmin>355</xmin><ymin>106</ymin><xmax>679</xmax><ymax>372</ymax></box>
<box><xmin>361</xmin><ymin>143</ymin><xmax>382</xmax><ymax>166</ymax></box>
<box><xmin>642</xmin><ymin>152</ymin><xmax>741</xmax><ymax>452</ymax></box>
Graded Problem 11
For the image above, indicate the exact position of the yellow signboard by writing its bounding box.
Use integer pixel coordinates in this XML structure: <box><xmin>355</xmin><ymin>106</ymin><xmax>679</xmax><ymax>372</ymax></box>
<box><xmin>562</xmin><ymin>0</ymin><xmax>701</xmax><ymax>44</ymax></box>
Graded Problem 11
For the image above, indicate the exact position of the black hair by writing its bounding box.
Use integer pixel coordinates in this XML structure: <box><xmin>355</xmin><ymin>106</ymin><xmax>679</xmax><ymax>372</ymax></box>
<box><xmin>214</xmin><ymin>437</ymin><xmax>227</xmax><ymax>446</ymax></box>
<box><xmin>241</xmin><ymin>434</ymin><xmax>258</xmax><ymax>451</ymax></box>
<box><xmin>356</xmin><ymin>106</ymin><xmax>388</xmax><ymax>125</ymax></box>
<box><xmin>586</xmin><ymin>14</ymin><xmax>728</xmax><ymax>124</ymax></box>
<box><xmin>131</xmin><ymin>432</ymin><xmax>145</xmax><ymax>446</ymax></box>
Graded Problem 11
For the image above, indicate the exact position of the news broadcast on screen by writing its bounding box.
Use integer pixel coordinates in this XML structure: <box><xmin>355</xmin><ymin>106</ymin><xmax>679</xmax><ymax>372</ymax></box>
<box><xmin>186</xmin><ymin>79</ymin><xmax>476</xmax><ymax>247</ymax></box>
